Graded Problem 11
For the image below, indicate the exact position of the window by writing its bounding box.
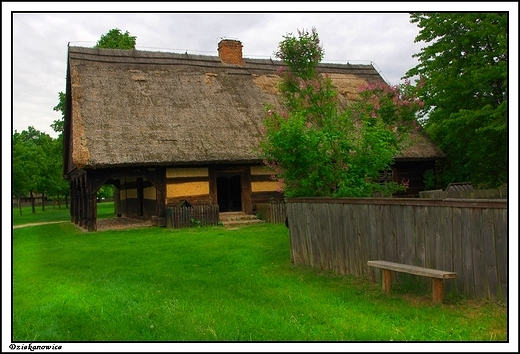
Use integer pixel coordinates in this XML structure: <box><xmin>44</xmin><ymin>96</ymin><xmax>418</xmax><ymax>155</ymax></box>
<box><xmin>379</xmin><ymin>169</ymin><xmax>394</xmax><ymax>184</ymax></box>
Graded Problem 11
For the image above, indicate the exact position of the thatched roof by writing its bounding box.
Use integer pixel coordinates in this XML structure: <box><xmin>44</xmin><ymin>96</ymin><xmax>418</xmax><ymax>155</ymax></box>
<box><xmin>395</xmin><ymin>123</ymin><xmax>446</xmax><ymax>160</ymax></box>
<box><xmin>66</xmin><ymin>45</ymin><xmax>443</xmax><ymax>170</ymax></box>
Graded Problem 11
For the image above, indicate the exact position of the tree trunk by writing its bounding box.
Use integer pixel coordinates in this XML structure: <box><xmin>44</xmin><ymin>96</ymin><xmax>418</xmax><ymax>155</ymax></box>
<box><xmin>30</xmin><ymin>190</ymin><xmax>36</xmax><ymax>214</ymax></box>
<box><xmin>42</xmin><ymin>192</ymin><xmax>46</xmax><ymax>212</ymax></box>
<box><xmin>18</xmin><ymin>197</ymin><xmax>23</xmax><ymax>216</ymax></box>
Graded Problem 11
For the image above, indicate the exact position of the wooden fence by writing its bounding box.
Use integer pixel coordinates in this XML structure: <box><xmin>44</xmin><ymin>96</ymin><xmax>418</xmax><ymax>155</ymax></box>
<box><xmin>256</xmin><ymin>202</ymin><xmax>286</xmax><ymax>223</ymax></box>
<box><xmin>167</xmin><ymin>205</ymin><xmax>220</xmax><ymax>228</ymax></box>
<box><xmin>286</xmin><ymin>198</ymin><xmax>508</xmax><ymax>303</ymax></box>
<box><xmin>419</xmin><ymin>187</ymin><xmax>507</xmax><ymax>199</ymax></box>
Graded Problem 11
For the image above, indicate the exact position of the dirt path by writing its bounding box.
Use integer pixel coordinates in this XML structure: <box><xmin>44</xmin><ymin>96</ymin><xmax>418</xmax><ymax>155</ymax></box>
<box><xmin>13</xmin><ymin>221</ymin><xmax>69</xmax><ymax>229</ymax></box>
<box><xmin>13</xmin><ymin>217</ymin><xmax>151</xmax><ymax>231</ymax></box>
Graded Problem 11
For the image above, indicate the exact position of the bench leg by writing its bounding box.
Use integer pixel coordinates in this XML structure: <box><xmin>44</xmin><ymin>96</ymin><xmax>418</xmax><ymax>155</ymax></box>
<box><xmin>432</xmin><ymin>278</ymin><xmax>444</xmax><ymax>304</ymax></box>
<box><xmin>382</xmin><ymin>269</ymin><xmax>392</xmax><ymax>293</ymax></box>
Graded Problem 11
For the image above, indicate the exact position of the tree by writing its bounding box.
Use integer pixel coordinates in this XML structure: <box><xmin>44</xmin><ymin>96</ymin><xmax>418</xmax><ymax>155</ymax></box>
<box><xmin>12</xmin><ymin>128</ymin><xmax>48</xmax><ymax>214</ymax></box>
<box><xmin>98</xmin><ymin>185</ymin><xmax>114</xmax><ymax>201</ymax></box>
<box><xmin>405</xmin><ymin>13</ymin><xmax>507</xmax><ymax>188</ymax></box>
<box><xmin>51</xmin><ymin>91</ymin><xmax>66</xmax><ymax>134</ymax></box>
<box><xmin>94</xmin><ymin>28</ymin><xmax>136</xmax><ymax>50</ymax></box>
<box><xmin>13</xmin><ymin>128</ymin><xmax>69</xmax><ymax>214</ymax></box>
<box><xmin>260</xmin><ymin>28</ymin><xmax>421</xmax><ymax>198</ymax></box>
<box><xmin>52</xmin><ymin>91</ymin><xmax>71</xmax><ymax>207</ymax></box>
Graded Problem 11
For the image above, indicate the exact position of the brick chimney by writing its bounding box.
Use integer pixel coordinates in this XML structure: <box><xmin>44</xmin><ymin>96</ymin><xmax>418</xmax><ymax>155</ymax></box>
<box><xmin>218</xmin><ymin>39</ymin><xmax>244</xmax><ymax>65</ymax></box>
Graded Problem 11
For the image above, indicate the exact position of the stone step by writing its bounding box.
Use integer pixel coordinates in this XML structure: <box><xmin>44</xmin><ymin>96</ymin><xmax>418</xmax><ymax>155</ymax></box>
<box><xmin>219</xmin><ymin>212</ymin><xmax>265</xmax><ymax>228</ymax></box>
<box><xmin>221</xmin><ymin>218</ymin><xmax>265</xmax><ymax>228</ymax></box>
<box><xmin>219</xmin><ymin>212</ymin><xmax>259</xmax><ymax>222</ymax></box>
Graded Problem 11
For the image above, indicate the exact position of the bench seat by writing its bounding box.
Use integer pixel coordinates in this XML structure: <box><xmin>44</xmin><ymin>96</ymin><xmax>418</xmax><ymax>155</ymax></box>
<box><xmin>367</xmin><ymin>260</ymin><xmax>457</xmax><ymax>304</ymax></box>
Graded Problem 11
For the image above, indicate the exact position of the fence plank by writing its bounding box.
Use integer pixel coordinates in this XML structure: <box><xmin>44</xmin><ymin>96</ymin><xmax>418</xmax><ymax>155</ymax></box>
<box><xmin>352</xmin><ymin>203</ymin><xmax>362</xmax><ymax>276</ymax></box>
<box><xmin>414</xmin><ymin>206</ymin><xmax>427</xmax><ymax>268</ymax></box>
<box><xmin>494</xmin><ymin>208</ymin><xmax>508</xmax><ymax>303</ymax></box>
<box><xmin>401</xmin><ymin>205</ymin><xmax>415</xmax><ymax>267</ymax></box>
<box><xmin>368</xmin><ymin>204</ymin><xmax>379</xmax><ymax>282</ymax></box>
<box><xmin>451</xmin><ymin>206</ymin><xmax>463</xmax><ymax>295</ymax></box>
<box><xmin>432</xmin><ymin>205</ymin><xmax>444</xmax><ymax>271</ymax></box>
<box><xmin>338</xmin><ymin>203</ymin><xmax>348</xmax><ymax>274</ymax></box>
<box><xmin>472</xmin><ymin>208</ymin><xmax>487</xmax><ymax>300</ymax></box>
<box><xmin>481</xmin><ymin>208</ymin><xmax>498</xmax><ymax>301</ymax></box>
<box><xmin>461</xmin><ymin>208</ymin><xmax>476</xmax><ymax>297</ymax></box>
<box><xmin>358</xmin><ymin>203</ymin><xmax>371</xmax><ymax>278</ymax></box>
<box><xmin>345</xmin><ymin>203</ymin><xmax>357</xmax><ymax>276</ymax></box>
<box><xmin>442</xmin><ymin>206</ymin><xmax>455</xmax><ymax>294</ymax></box>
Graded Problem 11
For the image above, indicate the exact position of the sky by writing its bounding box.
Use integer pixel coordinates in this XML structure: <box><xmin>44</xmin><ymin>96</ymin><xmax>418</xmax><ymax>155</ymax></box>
<box><xmin>3</xmin><ymin>3</ymin><xmax>519</xmax><ymax>353</ymax></box>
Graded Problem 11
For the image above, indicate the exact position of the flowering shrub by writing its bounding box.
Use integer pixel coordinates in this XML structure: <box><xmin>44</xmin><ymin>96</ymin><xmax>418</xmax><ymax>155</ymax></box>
<box><xmin>260</xmin><ymin>28</ymin><xmax>423</xmax><ymax>198</ymax></box>
<box><xmin>357</xmin><ymin>80</ymin><xmax>425</xmax><ymax>126</ymax></box>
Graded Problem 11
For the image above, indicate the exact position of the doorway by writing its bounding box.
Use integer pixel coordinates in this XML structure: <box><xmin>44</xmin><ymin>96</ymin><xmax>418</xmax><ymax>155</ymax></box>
<box><xmin>216</xmin><ymin>173</ymin><xmax>242</xmax><ymax>212</ymax></box>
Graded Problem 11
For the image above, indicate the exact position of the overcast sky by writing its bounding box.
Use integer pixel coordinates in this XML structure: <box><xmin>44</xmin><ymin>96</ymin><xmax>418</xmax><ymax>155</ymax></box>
<box><xmin>4</xmin><ymin>2</ymin><xmax>515</xmax><ymax>140</ymax></box>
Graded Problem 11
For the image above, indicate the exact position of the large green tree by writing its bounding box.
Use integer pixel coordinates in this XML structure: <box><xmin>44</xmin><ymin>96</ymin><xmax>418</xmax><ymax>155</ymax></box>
<box><xmin>94</xmin><ymin>28</ymin><xmax>136</xmax><ymax>49</ymax></box>
<box><xmin>405</xmin><ymin>13</ymin><xmax>507</xmax><ymax>188</ymax></box>
<box><xmin>260</xmin><ymin>28</ymin><xmax>421</xmax><ymax>198</ymax></box>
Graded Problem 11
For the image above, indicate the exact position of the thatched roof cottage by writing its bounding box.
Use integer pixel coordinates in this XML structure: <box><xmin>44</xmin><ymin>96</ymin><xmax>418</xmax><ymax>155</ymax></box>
<box><xmin>64</xmin><ymin>39</ymin><xmax>444</xmax><ymax>231</ymax></box>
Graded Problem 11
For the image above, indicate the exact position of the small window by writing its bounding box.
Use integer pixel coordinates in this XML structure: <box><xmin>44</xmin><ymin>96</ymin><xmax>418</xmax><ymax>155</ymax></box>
<box><xmin>379</xmin><ymin>169</ymin><xmax>394</xmax><ymax>184</ymax></box>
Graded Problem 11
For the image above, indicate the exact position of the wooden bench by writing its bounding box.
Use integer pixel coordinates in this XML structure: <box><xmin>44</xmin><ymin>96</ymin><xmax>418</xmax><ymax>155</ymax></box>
<box><xmin>367</xmin><ymin>260</ymin><xmax>457</xmax><ymax>304</ymax></box>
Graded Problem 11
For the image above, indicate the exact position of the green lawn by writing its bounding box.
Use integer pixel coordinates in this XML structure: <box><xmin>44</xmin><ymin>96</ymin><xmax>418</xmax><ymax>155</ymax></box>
<box><xmin>11</xmin><ymin>204</ymin><xmax>507</xmax><ymax>343</ymax></box>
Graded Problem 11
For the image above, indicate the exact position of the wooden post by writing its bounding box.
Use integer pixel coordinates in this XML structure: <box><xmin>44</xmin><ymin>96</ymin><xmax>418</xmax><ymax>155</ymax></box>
<box><xmin>87</xmin><ymin>192</ymin><xmax>96</xmax><ymax>231</ymax></box>
<box><xmin>69</xmin><ymin>180</ymin><xmax>74</xmax><ymax>222</ymax></box>
<box><xmin>432</xmin><ymin>278</ymin><xmax>444</xmax><ymax>304</ymax></box>
<box><xmin>382</xmin><ymin>269</ymin><xmax>392</xmax><ymax>293</ymax></box>
<box><xmin>80</xmin><ymin>175</ymin><xmax>86</xmax><ymax>227</ymax></box>
<box><xmin>241</xmin><ymin>168</ymin><xmax>252</xmax><ymax>214</ymax></box>
<box><xmin>139</xmin><ymin>167</ymin><xmax>166</xmax><ymax>218</ymax></box>
<box><xmin>71</xmin><ymin>178</ymin><xmax>78</xmax><ymax>224</ymax></box>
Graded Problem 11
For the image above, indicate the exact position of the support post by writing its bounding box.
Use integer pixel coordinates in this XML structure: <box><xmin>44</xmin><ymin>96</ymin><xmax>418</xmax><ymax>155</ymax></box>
<box><xmin>71</xmin><ymin>178</ymin><xmax>77</xmax><ymax>223</ymax></box>
<box><xmin>382</xmin><ymin>269</ymin><xmax>392</xmax><ymax>293</ymax></box>
<box><xmin>80</xmin><ymin>175</ymin><xmax>87</xmax><ymax>227</ymax></box>
<box><xmin>432</xmin><ymin>278</ymin><xmax>444</xmax><ymax>304</ymax></box>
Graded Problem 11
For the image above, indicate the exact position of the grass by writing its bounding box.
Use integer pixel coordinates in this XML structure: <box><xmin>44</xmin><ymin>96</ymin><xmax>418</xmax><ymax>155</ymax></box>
<box><xmin>12</xmin><ymin>202</ymin><xmax>115</xmax><ymax>226</ymax></box>
<box><xmin>11</xmin><ymin>204</ymin><xmax>508</xmax><ymax>343</ymax></box>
